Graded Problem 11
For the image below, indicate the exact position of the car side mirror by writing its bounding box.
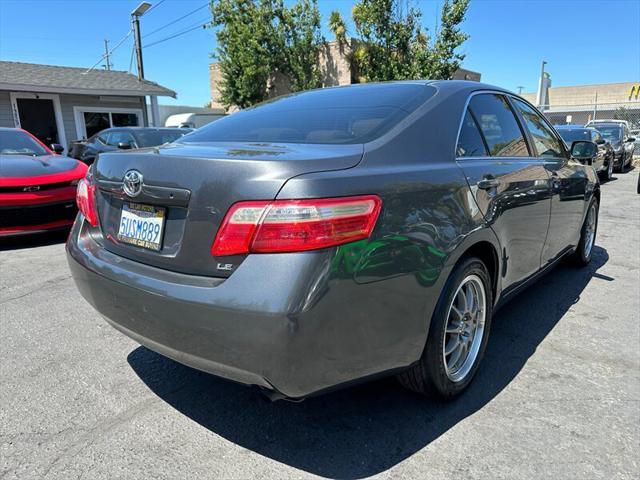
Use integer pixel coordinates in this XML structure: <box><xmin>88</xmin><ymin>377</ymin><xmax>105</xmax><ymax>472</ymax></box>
<box><xmin>595</xmin><ymin>139</ymin><xmax>605</xmax><ymax>145</ymax></box>
<box><xmin>627</xmin><ymin>137</ymin><xmax>636</xmax><ymax>143</ymax></box>
<box><xmin>117</xmin><ymin>141</ymin><xmax>133</xmax><ymax>150</ymax></box>
<box><xmin>50</xmin><ymin>143</ymin><xmax>64</xmax><ymax>154</ymax></box>
<box><xmin>570</xmin><ymin>140</ymin><xmax>598</xmax><ymax>160</ymax></box>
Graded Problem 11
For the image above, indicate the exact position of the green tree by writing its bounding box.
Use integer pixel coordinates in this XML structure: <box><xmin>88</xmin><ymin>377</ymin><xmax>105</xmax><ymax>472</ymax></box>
<box><xmin>329</xmin><ymin>0</ymin><xmax>470</xmax><ymax>83</ymax></box>
<box><xmin>281</xmin><ymin>0</ymin><xmax>323</xmax><ymax>92</ymax></box>
<box><xmin>211</xmin><ymin>0</ymin><xmax>323</xmax><ymax>109</ymax></box>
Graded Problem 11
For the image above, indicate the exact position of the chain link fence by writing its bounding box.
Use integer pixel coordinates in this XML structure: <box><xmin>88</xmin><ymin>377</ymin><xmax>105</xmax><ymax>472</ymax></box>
<box><xmin>541</xmin><ymin>102</ymin><xmax>640</xmax><ymax>160</ymax></box>
<box><xmin>540</xmin><ymin>102</ymin><xmax>640</xmax><ymax>130</ymax></box>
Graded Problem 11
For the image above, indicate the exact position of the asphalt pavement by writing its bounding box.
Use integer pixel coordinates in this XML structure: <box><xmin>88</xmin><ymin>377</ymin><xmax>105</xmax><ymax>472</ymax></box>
<box><xmin>1</xmin><ymin>167</ymin><xmax>638</xmax><ymax>480</ymax></box>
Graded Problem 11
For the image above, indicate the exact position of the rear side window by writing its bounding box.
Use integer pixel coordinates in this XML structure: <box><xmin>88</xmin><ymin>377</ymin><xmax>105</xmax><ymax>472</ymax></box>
<box><xmin>468</xmin><ymin>94</ymin><xmax>529</xmax><ymax>157</ymax></box>
<box><xmin>511</xmin><ymin>99</ymin><xmax>565</xmax><ymax>158</ymax></box>
<box><xmin>107</xmin><ymin>131</ymin><xmax>136</xmax><ymax>147</ymax></box>
<box><xmin>457</xmin><ymin>109</ymin><xmax>488</xmax><ymax>157</ymax></box>
<box><xmin>181</xmin><ymin>84</ymin><xmax>436</xmax><ymax>145</ymax></box>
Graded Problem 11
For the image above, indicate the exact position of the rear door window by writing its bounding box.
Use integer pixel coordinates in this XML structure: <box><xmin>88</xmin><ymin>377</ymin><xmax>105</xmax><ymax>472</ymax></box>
<box><xmin>511</xmin><ymin>99</ymin><xmax>566</xmax><ymax>158</ymax></box>
<box><xmin>456</xmin><ymin>109</ymin><xmax>488</xmax><ymax>157</ymax></box>
<box><xmin>468</xmin><ymin>94</ymin><xmax>529</xmax><ymax>157</ymax></box>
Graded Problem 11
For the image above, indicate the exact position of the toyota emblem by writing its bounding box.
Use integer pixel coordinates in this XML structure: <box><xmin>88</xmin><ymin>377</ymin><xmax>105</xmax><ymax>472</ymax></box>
<box><xmin>123</xmin><ymin>170</ymin><xmax>143</xmax><ymax>197</ymax></box>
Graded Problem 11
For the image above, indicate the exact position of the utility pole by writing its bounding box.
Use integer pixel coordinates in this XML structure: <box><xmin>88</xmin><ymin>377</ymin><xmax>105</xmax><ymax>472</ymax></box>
<box><xmin>103</xmin><ymin>39</ymin><xmax>112</xmax><ymax>71</ymax></box>
<box><xmin>131</xmin><ymin>2</ymin><xmax>152</xmax><ymax>81</ymax></box>
<box><xmin>517</xmin><ymin>86</ymin><xmax>524</xmax><ymax>94</ymax></box>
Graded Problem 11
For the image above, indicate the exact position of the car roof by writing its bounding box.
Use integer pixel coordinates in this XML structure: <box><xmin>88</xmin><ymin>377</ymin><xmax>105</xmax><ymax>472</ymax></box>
<box><xmin>589</xmin><ymin>122</ymin><xmax>622</xmax><ymax>127</ymax></box>
<box><xmin>107</xmin><ymin>127</ymin><xmax>186</xmax><ymax>131</ymax></box>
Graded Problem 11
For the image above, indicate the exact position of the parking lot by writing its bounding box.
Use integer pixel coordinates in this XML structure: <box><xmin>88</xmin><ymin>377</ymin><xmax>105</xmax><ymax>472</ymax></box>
<box><xmin>1</xmin><ymin>168</ymin><xmax>638</xmax><ymax>479</ymax></box>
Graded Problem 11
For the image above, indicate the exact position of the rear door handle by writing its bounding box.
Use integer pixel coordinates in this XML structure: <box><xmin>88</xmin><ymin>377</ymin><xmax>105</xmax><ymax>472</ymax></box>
<box><xmin>477</xmin><ymin>178</ymin><xmax>499</xmax><ymax>190</ymax></box>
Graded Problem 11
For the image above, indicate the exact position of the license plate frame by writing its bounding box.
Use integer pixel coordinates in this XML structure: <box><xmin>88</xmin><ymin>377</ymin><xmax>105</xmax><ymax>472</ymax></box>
<box><xmin>116</xmin><ymin>202</ymin><xmax>166</xmax><ymax>251</ymax></box>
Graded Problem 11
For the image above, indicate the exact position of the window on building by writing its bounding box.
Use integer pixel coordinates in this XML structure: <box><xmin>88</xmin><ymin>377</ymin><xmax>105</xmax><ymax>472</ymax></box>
<box><xmin>83</xmin><ymin>112</ymin><xmax>110</xmax><ymax>138</ymax></box>
<box><xmin>79</xmin><ymin>109</ymin><xmax>141</xmax><ymax>139</ymax></box>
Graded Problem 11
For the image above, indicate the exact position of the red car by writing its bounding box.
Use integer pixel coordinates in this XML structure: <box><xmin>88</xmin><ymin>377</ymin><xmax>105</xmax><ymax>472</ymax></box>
<box><xmin>0</xmin><ymin>128</ymin><xmax>87</xmax><ymax>236</ymax></box>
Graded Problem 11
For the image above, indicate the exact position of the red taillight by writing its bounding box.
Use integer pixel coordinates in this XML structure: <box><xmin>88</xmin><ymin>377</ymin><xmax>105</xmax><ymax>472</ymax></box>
<box><xmin>211</xmin><ymin>195</ymin><xmax>382</xmax><ymax>256</ymax></box>
<box><xmin>76</xmin><ymin>177</ymin><xmax>99</xmax><ymax>227</ymax></box>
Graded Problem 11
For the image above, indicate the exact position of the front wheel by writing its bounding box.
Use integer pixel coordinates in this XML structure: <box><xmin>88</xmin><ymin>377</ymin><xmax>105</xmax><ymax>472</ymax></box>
<box><xmin>571</xmin><ymin>197</ymin><xmax>599</xmax><ymax>266</ymax></box>
<box><xmin>398</xmin><ymin>257</ymin><xmax>493</xmax><ymax>399</ymax></box>
<box><xmin>603</xmin><ymin>156</ymin><xmax>614</xmax><ymax>181</ymax></box>
<box><xmin>620</xmin><ymin>153</ymin><xmax>628</xmax><ymax>173</ymax></box>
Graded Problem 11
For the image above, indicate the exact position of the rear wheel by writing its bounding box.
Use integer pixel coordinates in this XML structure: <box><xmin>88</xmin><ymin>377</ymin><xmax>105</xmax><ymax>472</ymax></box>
<box><xmin>571</xmin><ymin>197</ymin><xmax>598</xmax><ymax>267</ymax></box>
<box><xmin>398</xmin><ymin>257</ymin><xmax>493</xmax><ymax>399</ymax></box>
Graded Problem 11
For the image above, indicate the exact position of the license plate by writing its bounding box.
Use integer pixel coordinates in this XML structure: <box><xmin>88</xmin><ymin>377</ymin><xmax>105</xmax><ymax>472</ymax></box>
<box><xmin>117</xmin><ymin>203</ymin><xmax>165</xmax><ymax>251</ymax></box>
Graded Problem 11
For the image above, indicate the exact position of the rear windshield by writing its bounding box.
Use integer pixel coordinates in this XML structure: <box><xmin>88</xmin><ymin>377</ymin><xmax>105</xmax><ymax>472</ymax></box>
<box><xmin>593</xmin><ymin>125</ymin><xmax>622</xmax><ymax>141</ymax></box>
<box><xmin>0</xmin><ymin>130</ymin><xmax>49</xmax><ymax>156</ymax></box>
<box><xmin>135</xmin><ymin>129</ymin><xmax>190</xmax><ymax>147</ymax></box>
<box><xmin>180</xmin><ymin>84</ymin><xmax>435</xmax><ymax>145</ymax></box>
<box><xmin>556</xmin><ymin>129</ymin><xmax>592</xmax><ymax>143</ymax></box>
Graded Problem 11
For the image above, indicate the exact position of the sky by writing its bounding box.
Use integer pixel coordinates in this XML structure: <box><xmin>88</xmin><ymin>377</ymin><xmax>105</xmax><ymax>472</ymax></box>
<box><xmin>0</xmin><ymin>0</ymin><xmax>639</xmax><ymax>107</ymax></box>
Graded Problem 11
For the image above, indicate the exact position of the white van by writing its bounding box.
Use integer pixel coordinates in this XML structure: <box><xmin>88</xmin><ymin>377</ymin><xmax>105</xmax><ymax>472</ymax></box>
<box><xmin>164</xmin><ymin>112</ymin><xmax>225</xmax><ymax>129</ymax></box>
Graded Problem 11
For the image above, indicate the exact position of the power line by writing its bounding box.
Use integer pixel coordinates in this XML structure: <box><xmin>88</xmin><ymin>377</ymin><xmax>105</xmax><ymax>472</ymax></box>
<box><xmin>84</xmin><ymin>29</ymin><xmax>132</xmax><ymax>74</ymax></box>
<box><xmin>143</xmin><ymin>2</ymin><xmax>209</xmax><ymax>39</ymax></box>
<box><xmin>144</xmin><ymin>0</ymin><xmax>166</xmax><ymax>15</ymax></box>
<box><xmin>144</xmin><ymin>21</ymin><xmax>210</xmax><ymax>48</ymax></box>
<box><xmin>128</xmin><ymin>45</ymin><xmax>135</xmax><ymax>74</ymax></box>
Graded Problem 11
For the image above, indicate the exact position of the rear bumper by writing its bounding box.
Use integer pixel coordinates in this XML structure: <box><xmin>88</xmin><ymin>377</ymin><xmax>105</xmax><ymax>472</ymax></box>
<box><xmin>67</xmin><ymin>217</ymin><xmax>431</xmax><ymax>399</ymax></box>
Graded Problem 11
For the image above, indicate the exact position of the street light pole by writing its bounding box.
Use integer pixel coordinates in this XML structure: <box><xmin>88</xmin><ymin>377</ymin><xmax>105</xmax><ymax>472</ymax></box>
<box><xmin>131</xmin><ymin>2</ymin><xmax>152</xmax><ymax>81</ymax></box>
<box><xmin>536</xmin><ymin>60</ymin><xmax>547</xmax><ymax>109</ymax></box>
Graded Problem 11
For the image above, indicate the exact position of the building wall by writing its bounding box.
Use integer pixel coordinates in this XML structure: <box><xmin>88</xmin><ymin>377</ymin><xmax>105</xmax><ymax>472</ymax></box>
<box><xmin>0</xmin><ymin>91</ymin><xmax>13</xmax><ymax>128</ymax></box>
<box><xmin>0</xmin><ymin>90</ymin><xmax>150</xmax><ymax>146</ymax></box>
<box><xmin>58</xmin><ymin>94</ymin><xmax>147</xmax><ymax>140</ymax></box>
<box><xmin>522</xmin><ymin>82</ymin><xmax>640</xmax><ymax>107</ymax></box>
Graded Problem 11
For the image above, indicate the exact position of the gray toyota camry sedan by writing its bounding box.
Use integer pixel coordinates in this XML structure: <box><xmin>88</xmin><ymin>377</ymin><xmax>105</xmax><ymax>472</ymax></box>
<box><xmin>68</xmin><ymin>81</ymin><xmax>600</xmax><ymax>400</ymax></box>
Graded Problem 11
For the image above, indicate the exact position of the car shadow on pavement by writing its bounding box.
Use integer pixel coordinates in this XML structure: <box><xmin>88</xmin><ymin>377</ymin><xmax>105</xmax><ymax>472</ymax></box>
<box><xmin>0</xmin><ymin>229</ymin><xmax>69</xmax><ymax>251</ymax></box>
<box><xmin>128</xmin><ymin>246</ymin><xmax>609</xmax><ymax>479</ymax></box>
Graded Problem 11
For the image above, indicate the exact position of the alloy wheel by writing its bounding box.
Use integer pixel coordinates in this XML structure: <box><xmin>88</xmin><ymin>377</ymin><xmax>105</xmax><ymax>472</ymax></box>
<box><xmin>443</xmin><ymin>274</ymin><xmax>486</xmax><ymax>383</ymax></box>
<box><xmin>583</xmin><ymin>202</ymin><xmax>597</xmax><ymax>258</ymax></box>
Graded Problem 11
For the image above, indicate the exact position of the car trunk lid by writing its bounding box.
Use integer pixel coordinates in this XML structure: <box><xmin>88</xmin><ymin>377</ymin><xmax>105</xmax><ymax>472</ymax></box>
<box><xmin>93</xmin><ymin>142</ymin><xmax>363</xmax><ymax>277</ymax></box>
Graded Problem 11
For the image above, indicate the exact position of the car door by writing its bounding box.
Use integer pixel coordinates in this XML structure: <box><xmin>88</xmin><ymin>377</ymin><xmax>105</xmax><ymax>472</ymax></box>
<box><xmin>455</xmin><ymin>92</ymin><xmax>551</xmax><ymax>290</ymax></box>
<box><xmin>510</xmin><ymin>98</ymin><xmax>587</xmax><ymax>264</ymax></box>
<box><xmin>623</xmin><ymin>125</ymin><xmax>635</xmax><ymax>159</ymax></box>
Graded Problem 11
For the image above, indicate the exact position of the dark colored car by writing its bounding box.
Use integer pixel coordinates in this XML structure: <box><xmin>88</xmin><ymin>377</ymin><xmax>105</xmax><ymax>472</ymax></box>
<box><xmin>0</xmin><ymin>128</ymin><xmax>87</xmax><ymax>236</ymax></box>
<box><xmin>554</xmin><ymin>125</ymin><xmax>614</xmax><ymax>180</ymax></box>
<box><xmin>589</xmin><ymin>123</ymin><xmax>635</xmax><ymax>172</ymax></box>
<box><xmin>69</xmin><ymin>127</ymin><xmax>193</xmax><ymax>165</ymax></box>
<box><xmin>67</xmin><ymin>82</ymin><xmax>600</xmax><ymax>400</ymax></box>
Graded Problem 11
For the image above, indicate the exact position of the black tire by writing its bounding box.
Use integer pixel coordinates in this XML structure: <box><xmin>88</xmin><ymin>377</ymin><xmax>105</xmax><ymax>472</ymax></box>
<box><xmin>398</xmin><ymin>256</ymin><xmax>493</xmax><ymax>399</ymax></box>
<box><xmin>570</xmin><ymin>196</ymin><xmax>599</xmax><ymax>267</ymax></box>
<box><xmin>603</xmin><ymin>155</ymin><xmax>614</xmax><ymax>181</ymax></box>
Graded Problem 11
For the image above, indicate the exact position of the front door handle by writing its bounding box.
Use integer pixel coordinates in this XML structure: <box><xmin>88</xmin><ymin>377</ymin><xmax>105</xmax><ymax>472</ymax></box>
<box><xmin>477</xmin><ymin>178</ymin><xmax>500</xmax><ymax>190</ymax></box>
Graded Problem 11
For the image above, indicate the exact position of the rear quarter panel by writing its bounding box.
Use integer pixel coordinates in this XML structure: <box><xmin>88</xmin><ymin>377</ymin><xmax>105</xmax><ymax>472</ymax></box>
<box><xmin>275</xmin><ymin>83</ymin><xmax>501</xmax><ymax>373</ymax></box>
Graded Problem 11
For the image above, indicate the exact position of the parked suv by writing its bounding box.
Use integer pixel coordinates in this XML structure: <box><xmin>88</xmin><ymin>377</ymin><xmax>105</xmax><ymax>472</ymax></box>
<box><xmin>554</xmin><ymin>125</ymin><xmax>614</xmax><ymax>180</ymax></box>
<box><xmin>68</xmin><ymin>82</ymin><xmax>600</xmax><ymax>401</ymax></box>
<box><xmin>589</xmin><ymin>122</ymin><xmax>635</xmax><ymax>172</ymax></box>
